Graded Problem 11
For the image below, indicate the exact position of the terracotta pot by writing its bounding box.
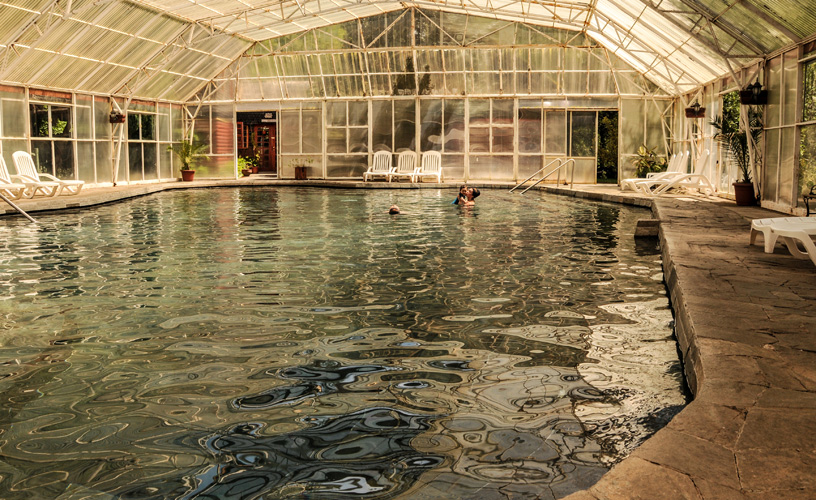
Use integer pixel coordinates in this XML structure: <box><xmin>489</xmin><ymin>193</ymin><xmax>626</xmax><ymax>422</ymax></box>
<box><xmin>733</xmin><ymin>182</ymin><xmax>756</xmax><ymax>206</ymax></box>
<box><xmin>181</xmin><ymin>169</ymin><xmax>195</xmax><ymax>182</ymax></box>
<box><xmin>241</xmin><ymin>169</ymin><xmax>252</xmax><ymax>177</ymax></box>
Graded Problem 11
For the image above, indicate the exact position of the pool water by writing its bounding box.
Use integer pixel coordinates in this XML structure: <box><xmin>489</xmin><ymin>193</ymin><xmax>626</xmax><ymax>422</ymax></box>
<box><xmin>0</xmin><ymin>187</ymin><xmax>686</xmax><ymax>499</ymax></box>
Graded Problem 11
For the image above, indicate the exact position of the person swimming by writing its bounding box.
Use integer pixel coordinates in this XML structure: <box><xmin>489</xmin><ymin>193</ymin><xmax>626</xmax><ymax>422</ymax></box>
<box><xmin>389</xmin><ymin>204</ymin><xmax>400</xmax><ymax>214</ymax></box>
<box><xmin>452</xmin><ymin>184</ymin><xmax>468</xmax><ymax>204</ymax></box>
<box><xmin>462</xmin><ymin>187</ymin><xmax>480</xmax><ymax>206</ymax></box>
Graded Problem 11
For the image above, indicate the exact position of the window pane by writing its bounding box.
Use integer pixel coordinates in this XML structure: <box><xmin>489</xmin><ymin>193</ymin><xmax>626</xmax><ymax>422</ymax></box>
<box><xmin>280</xmin><ymin>109</ymin><xmax>300</xmax><ymax>154</ymax></box>
<box><xmin>142</xmin><ymin>114</ymin><xmax>155</xmax><ymax>141</ymax></box>
<box><xmin>570</xmin><ymin>111</ymin><xmax>596</xmax><ymax>157</ymax></box>
<box><xmin>470</xmin><ymin>99</ymin><xmax>489</xmax><ymax>125</ymax></box>
<box><xmin>803</xmin><ymin>60</ymin><xmax>816</xmax><ymax>122</ymax></box>
<box><xmin>143</xmin><ymin>143</ymin><xmax>158</xmax><ymax>180</ymax></box>
<box><xmin>519</xmin><ymin>107</ymin><xmax>542</xmax><ymax>153</ymax></box>
<box><xmin>799</xmin><ymin>125</ymin><xmax>816</xmax><ymax>205</ymax></box>
<box><xmin>545</xmin><ymin>110</ymin><xmax>566</xmax><ymax>154</ymax></box>
<box><xmin>393</xmin><ymin>100</ymin><xmax>415</xmax><ymax>151</ymax></box>
<box><xmin>493</xmin><ymin>126</ymin><xmax>513</xmax><ymax>153</ymax></box>
<box><xmin>54</xmin><ymin>141</ymin><xmax>74</xmax><ymax>179</ymax></box>
<box><xmin>30</xmin><ymin>141</ymin><xmax>53</xmax><ymax>174</ymax></box>
<box><xmin>51</xmin><ymin>106</ymin><xmax>72</xmax><ymax>138</ymax></box>
<box><xmin>420</xmin><ymin>99</ymin><xmax>443</xmax><ymax>151</ymax></box>
<box><xmin>128</xmin><ymin>143</ymin><xmax>143</xmax><ymax>181</ymax></box>
<box><xmin>31</xmin><ymin>104</ymin><xmax>50</xmax><ymax>138</ymax></box>
<box><xmin>443</xmin><ymin>100</ymin><xmax>465</xmax><ymax>153</ymax></box>
<box><xmin>128</xmin><ymin>114</ymin><xmax>140</xmax><ymax>140</ymax></box>
<box><xmin>371</xmin><ymin>101</ymin><xmax>393</xmax><ymax>152</ymax></box>
<box><xmin>492</xmin><ymin>99</ymin><xmax>513</xmax><ymax>125</ymax></box>
<box><xmin>469</xmin><ymin>127</ymin><xmax>489</xmax><ymax>152</ymax></box>
<box><xmin>348</xmin><ymin>128</ymin><xmax>368</xmax><ymax>153</ymax></box>
<box><xmin>302</xmin><ymin>110</ymin><xmax>322</xmax><ymax>154</ymax></box>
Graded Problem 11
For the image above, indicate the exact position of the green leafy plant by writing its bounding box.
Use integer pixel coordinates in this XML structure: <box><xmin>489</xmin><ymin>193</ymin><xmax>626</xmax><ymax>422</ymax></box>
<box><xmin>631</xmin><ymin>145</ymin><xmax>667</xmax><ymax>178</ymax></box>
<box><xmin>710</xmin><ymin>106</ymin><xmax>763</xmax><ymax>184</ymax></box>
<box><xmin>237</xmin><ymin>156</ymin><xmax>253</xmax><ymax>173</ymax></box>
<box><xmin>167</xmin><ymin>139</ymin><xmax>207</xmax><ymax>172</ymax></box>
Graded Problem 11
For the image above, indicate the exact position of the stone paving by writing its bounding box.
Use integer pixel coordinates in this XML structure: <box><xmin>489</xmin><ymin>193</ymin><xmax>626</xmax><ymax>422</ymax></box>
<box><xmin>2</xmin><ymin>178</ymin><xmax>815</xmax><ymax>499</ymax></box>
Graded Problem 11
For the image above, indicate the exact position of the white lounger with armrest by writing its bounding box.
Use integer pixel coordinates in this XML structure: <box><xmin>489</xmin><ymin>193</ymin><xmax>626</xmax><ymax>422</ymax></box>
<box><xmin>416</xmin><ymin>151</ymin><xmax>442</xmax><ymax>183</ymax></box>
<box><xmin>750</xmin><ymin>217</ymin><xmax>816</xmax><ymax>254</ymax></box>
<box><xmin>388</xmin><ymin>151</ymin><xmax>418</xmax><ymax>182</ymax></box>
<box><xmin>363</xmin><ymin>151</ymin><xmax>393</xmax><ymax>182</ymax></box>
<box><xmin>769</xmin><ymin>222</ymin><xmax>816</xmax><ymax>266</ymax></box>
<box><xmin>13</xmin><ymin>151</ymin><xmax>84</xmax><ymax>196</ymax></box>
<box><xmin>621</xmin><ymin>152</ymin><xmax>684</xmax><ymax>191</ymax></box>
<box><xmin>0</xmin><ymin>156</ymin><xmax>29</xmax><ymax>200</ymax></box>
<box><xmin>635</xmin><ymin>149</ymin><xmax>714</xmax><ymax>196</ymax></box>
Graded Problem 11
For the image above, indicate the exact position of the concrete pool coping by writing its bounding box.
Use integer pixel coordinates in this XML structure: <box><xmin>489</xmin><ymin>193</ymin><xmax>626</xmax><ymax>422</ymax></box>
<box><xmin>3</xmin><ymin>178</ymin><xmax>814</xmax><ymax>499</ymax></box>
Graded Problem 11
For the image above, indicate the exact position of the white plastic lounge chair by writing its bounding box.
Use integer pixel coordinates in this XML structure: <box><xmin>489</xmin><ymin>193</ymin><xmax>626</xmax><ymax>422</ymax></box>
<box><xmin>13</xmin><ymin>151</ymin><xmax>84</xmax><ymax>196</ymax></box>
<box><xmin>416</xmin><ymin>151</ymin><xmax>442</xmax><ymax>183</ymax></box>
<box><xmin>635</xmin><ymin>149</ymin><xmax>714</xmax><ymax>196</ymax></box>
<box><xmin>750</xmin><ymin>217</ymin><xmax>816</xmax><ymax>253</ymax></box>
<box><xmin>363</xmin><ymin>151</ymin><xmax>393</xmax><ymax>182</ymax></box>
<box><xmin>0</xmin><ymin>156</ymin><xmax>29</xmax><ymax>200</ymax></box>
<box><xmin>767</xmin><ymin>222</ymin><xmax>816</xmax><ymax>267</ymax></box>
<box><xmin>388</xmin><ymin>151</ymin><xmax>418</xmax><ymax>182</ymax></box>
<box><xmin>620</xmin><ymin>152</ymin><xmax>684</xmax><ymax>191</ymax></box>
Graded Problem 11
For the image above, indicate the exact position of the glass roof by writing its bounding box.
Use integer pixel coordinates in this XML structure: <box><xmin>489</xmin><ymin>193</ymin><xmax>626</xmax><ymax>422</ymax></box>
<box><xmin>0</xmin><ymin>0</ymin><xmax>811</xmax><ymax>101</ymax></box>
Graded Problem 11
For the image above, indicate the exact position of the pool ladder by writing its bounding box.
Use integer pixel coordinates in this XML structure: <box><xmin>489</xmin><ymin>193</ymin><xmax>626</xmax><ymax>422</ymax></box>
<box><xmin>0</xmin><ymin>190</ymin><xmax>37</xmax><ymax>223</ymax></box>
<box><xmin>509</xmin><ymin>158</ymin><xmax>576</xmax><ymax>194</ymax></box>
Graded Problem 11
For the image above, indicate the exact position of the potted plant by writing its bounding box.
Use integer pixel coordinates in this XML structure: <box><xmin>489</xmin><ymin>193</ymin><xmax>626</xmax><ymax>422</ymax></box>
<box><xmin>631</xmin><ymin>145</ymin><xmax>667</xmax><ymax>178</ymax></box>
<box><xmin>167</xmin><ymin>138</ymin><xmax>207</xmax><ymax>182</ymax></box>
<box><xmin>711</xmin><ymin>107</ymin><xmax>762</xmax><ymax>205</ymax></box>
<box><xmin>293</xmin><ymin>157</ymin><xmax>314</xmax><ymax>180</ymax></box>
<box><xmin>237</xmin><ymin>156</ymin><xmax>253</xmax><ymax>177</ymax></box>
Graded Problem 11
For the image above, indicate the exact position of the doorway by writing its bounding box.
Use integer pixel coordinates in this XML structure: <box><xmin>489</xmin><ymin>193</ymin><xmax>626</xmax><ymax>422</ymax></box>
<box><xmin>251</xmin><ymin>124</ymin><xmax>277</xmax><ymax>174</ymax></box>
<box><xmin>237</xmin><ymin>112</ymin><xmax>277</xmax><ymax>176</ymax></box>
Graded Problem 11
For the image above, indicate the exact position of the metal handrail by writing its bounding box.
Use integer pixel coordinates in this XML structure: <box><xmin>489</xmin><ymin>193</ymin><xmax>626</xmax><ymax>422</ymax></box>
<box><xmin>0</xmin><ymin>190</ymin><xmax>37</xmax><ymax>223</ymax></box>
<box><xmin>509</xmin><ymin>158</ymin><xmax>563</xmax><ymax>193</ymax></box>
<box><xmin>519</xmin><ymin>158</ymin><xmax>576</xmax><ymax>194</ymax></box>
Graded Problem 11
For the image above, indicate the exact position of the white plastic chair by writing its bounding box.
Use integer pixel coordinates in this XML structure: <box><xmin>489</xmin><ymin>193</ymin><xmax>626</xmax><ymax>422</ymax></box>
<box><xmin>388</xmin><ymin>151</ymin><xmax>418</xmax><ymax>182</ymax></box>
<box><xmin>416</xmin><ymin>151</ymin><xmax>442</xmax><ymax>183</ymax></box>
<box><xmin>13</xmin><ymin>151</ymin><xmax>84</xmax><ymax>196</ymax></box>
<box><xmin>0</xmin><ymin>156</ymin><xmax>29</xmax><ymax>200</ymax></box>
<box><xmin>362</xmin><ymin>151</ymin><xmax>393</xmax><ymax>182</ymax></box>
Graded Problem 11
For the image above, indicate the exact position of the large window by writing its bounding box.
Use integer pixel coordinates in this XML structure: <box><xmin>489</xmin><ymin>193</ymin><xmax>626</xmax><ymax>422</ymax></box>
<box><xmin>128</xmin><ymin>110</ymin><xmax>158</xmax><ymax>181</ymax></box>
<box><xmin>29</xmin><ymin>90</ymin><xmax>75</xmax><ymax>180</ymax></box>
<box><xmin>799</xmin><ymin>52</ymin><xmax>816</xmax><ymax>203</ymax></box>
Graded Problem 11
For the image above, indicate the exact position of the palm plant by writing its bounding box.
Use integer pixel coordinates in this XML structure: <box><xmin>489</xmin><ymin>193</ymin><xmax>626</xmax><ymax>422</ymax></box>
<box><xmin>710</xmin><ymin>107</ymin><xmax>762</xmax><ymax>183</ymax></box>
<box><xmin>167</xmin><ymin>138</ymin><xmax>207</xmax><ymax>172</ymax></box>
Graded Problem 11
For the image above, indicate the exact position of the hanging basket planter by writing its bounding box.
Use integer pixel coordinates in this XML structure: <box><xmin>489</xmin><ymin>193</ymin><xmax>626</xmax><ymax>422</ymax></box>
<box><xmin>109</xmin><ymin>111</ymin><xmax>126</xmax><ymax>123</ymax></box>
<box><xmin>684</xmin><ymin>106</ymin><xmax>706</xmax><ymax>118</ymax></box>
<box><xmin>739</xmin><ymin>90</ymin><xmax>768</xmax><ymax>105</ymax></box>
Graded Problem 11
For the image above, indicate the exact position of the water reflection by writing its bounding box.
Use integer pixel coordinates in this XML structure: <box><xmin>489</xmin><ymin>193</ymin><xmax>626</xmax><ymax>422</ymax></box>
<box><xmin>0</xmin><ymin>188</ymin><xmax>686</xmax><ymax>499</ymax></box>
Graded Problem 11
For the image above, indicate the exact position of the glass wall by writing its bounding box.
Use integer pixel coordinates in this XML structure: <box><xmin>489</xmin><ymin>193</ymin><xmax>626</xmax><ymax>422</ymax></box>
<box><xmin>798</xmin><ymin>43</ymin><xmax>816</xmax><ymax>209</ymax></box>
<box><xmin>0</xmin><ymin>83</ymin><xmax>183</xmax><ymax>186</ymax></box>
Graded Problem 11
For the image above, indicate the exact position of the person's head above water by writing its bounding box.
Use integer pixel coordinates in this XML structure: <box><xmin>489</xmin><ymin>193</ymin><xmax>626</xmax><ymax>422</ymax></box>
<box><xmin>467</xmin><ymin>187</ymin><xmax>480</xmax><ymax>199</ymax></box>
<box><xmin>459</xmin><ymin>184</ymin><xmax>468</xmax><ymax>197</ymax></box>
<box><xmin>389</xmin><ymin>205</ymin><xmax>400</xmax><ymax>214</ymax></box>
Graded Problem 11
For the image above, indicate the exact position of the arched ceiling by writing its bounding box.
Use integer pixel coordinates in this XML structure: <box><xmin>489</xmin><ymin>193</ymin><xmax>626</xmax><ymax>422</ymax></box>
<box><xmin>0</xmin><ymin>0</ymin><xmax>813</xmax><ymax>101</ymax></box>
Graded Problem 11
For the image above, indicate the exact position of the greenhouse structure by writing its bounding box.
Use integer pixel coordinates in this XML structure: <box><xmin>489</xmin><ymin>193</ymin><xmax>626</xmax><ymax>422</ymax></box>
<box><xmin>0</xmin><ymin>0</ymin><xmax>814</xmax><ymax>212</ymax></box>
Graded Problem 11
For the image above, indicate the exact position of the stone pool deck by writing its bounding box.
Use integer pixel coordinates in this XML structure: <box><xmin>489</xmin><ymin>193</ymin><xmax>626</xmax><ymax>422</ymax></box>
<box><xmin>2</xmin><ymin>178</ymin><xmax>815</xmax><ymax>499</ymax></box>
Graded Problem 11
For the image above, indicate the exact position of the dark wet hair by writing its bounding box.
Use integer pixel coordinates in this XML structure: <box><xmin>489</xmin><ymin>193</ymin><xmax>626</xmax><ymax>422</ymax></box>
<box><xmin>389</xmin><ymin>206</ymin><xmax>400</xmax><ymax>215</ymax></box>
<box><xmin>471</xmin><ymin>188</ymin><xmax>480</xmax><ymax>199</ymax></box>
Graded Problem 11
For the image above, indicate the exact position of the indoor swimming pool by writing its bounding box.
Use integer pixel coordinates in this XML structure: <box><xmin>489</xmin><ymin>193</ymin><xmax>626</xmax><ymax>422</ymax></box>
<box><xmin>0</xmin><ymin>187</ymin><xmax>686</xmax><ymax>499</ymax></box>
